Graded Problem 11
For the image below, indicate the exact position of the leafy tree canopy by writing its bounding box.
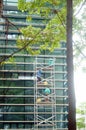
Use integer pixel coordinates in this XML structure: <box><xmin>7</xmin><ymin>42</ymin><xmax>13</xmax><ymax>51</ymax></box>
<box><xmin>17</xmin><ymin>0</ymin><xmax>66</xmax><ymax>55</ymax></box>
<box><xmin>76</xmin><ymin>102</ymin><xmax>86</xmax><ymax>129</ymax></box>
<box><xmin>0</xmin><ymin>0</ymin><xmax>84</xmax><ymax>64</ymax></box>
<box><xmin>73</xmin><ymin>0</ymin><xmax>86</xmax><ymax>69</ymax></box>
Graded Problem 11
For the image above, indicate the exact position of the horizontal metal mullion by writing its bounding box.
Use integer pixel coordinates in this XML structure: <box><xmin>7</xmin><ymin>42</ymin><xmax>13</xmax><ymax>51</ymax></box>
<box><xmin>0</xmin><ymin>45</ymin><xmax>67</xmax><ymax>51</ymax></box>
<box><xmin>1</xmin><ymin>128</ymin><xmax>68</xmax><ymax>130</ymax></box>
<box><xmin>0</xmin><ymin>30</ymin><xmax>20</xmax><ymax>34</ymax></box>
<box><xmin>0</xmin><ymin>95</ymin><xmax>34</xmax><ymax>97</ymax></box>
<box><xmin>0</xmin><ymin>61</ymin><xmax>67</xmax><ymax>66</ymax></box>
<box><xmin>0</xmin><ymin>78</ymin><xmax>67</xmax><ymax>81</ymax></box>
<box><xmin>0</xmin><ymin>112</ymin><xmax>68</xmax><ymax>114</ymax></box>
<box><xmin>0</xmin><ymin>120</ymin><xmax>68</xmax><ymax>123</ymax></box>
<box><xmin>0</xmin><ymin>21</ymin><xmax>45</xmax><ymax>27</ymax></box>
<box><xmin>0</xmin><ymin>104</ymin><xmax>68</xmax><ymax>106</ymax></box>
<box><xmin>0</xmin><ymin>53</ymin><xmax>67</xmax><ymax>58</ymax></box>
<box><xmin>0</xmin><ymin>70</ymin><xmax>34</xmax><ymax>73</ymax></box>
<box><xmin>0</xmin><ymin>87</ymin><xmax>68</xmax><ymax>89</ymax></box>
<box><xmin>0</xmin><ymin>70</ymin><xmax>67</xmax><ymax>74</ymax></box>
<box><xmin>0</xmin><ymin>95</ymin><xmax>68</xmax><ymax>98</ymax></box>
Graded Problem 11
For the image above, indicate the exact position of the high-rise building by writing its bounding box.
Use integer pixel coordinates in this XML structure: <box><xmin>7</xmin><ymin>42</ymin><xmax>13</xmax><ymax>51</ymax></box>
<box><xmin>0</xmin><ymin>0</ymin><xmax>74</xmax><ymax>130</ymax></box>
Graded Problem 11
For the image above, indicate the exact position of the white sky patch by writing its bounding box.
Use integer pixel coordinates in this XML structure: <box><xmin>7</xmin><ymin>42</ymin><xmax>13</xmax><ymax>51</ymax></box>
<box><xmin>74</xmin><ymin>65</ymin><xmax>86</xmax><ymax>105</ymax></box>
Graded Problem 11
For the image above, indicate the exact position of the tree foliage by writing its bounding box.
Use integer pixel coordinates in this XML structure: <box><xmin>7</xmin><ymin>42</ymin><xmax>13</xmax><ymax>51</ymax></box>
<box><xmin>73</xmin><ymin>0</ymin><xmax>85</xmax><ymax>7</ymax></box>
<box><xmin>73</xmin><ymin>0</ymin><xmax>86</xmax><ymax>69</ymax></box>
<box><xmin>17</xmin><ymin>0</ymin><xmax>66</xmax><ymax>55</ymax></box>
<box><xmin>76</xmin><ymin>102</ymin><xmax>86</xmax><ymax>129</ymax></box>
<box><xmin>0</xmin><ymin>0</ymin><xmax>85</xmax><ymax>64</ymax></box>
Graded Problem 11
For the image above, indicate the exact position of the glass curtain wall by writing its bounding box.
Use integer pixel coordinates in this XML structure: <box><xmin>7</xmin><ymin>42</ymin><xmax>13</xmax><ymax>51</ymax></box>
<box><xmin>0</xmin><ymin>0</ymin><xmax>68</xmax><ymax>129</ymax></box>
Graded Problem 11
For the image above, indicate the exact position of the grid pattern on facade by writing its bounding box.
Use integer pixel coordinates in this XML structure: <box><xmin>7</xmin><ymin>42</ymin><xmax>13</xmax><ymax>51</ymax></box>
<box><xmin>0</xmin><ymin>0</ymin><xmax>68</xmax><ymax>129</ymax></box>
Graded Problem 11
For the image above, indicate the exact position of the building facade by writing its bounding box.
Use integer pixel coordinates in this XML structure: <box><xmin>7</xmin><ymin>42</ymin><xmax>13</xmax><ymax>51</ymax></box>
<box><xmin>0</xmin><ymin>0</ymin><xmax>68</xmax><ymax>129</ymax></box>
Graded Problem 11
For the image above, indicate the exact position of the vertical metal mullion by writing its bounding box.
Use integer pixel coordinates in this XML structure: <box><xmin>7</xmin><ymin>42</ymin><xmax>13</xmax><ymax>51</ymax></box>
<box><xmin>0</xmin><ymin>0</ymin><xmax>3</xmax><ymax>17</ymax></box>
<box><xmin>24</xmin><ymin>55</ymin><xmax>25</xmax><ymax>128</ymax></box>
<box><xmin>53</xmin><ymin>58</ymin><xmax>57</xmax><ymax>129</ymax></box>
<box><xmin>34</xmin><ymin>56</ymin><xmax>38</xmax><ymax>129</ymax></box>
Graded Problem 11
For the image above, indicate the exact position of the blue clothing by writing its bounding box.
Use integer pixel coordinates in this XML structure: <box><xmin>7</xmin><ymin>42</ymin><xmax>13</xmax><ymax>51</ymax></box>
<box><xmin>37</xmin><ymin>69</ymin><xmax>42</xmax><ymax>78</ymax></box>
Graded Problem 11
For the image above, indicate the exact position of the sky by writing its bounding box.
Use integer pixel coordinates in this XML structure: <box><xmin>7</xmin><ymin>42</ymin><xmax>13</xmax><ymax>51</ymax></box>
<box><xmin>74</xmin><ymin>63</ymin><xmax>86</xmax><ymax>106</ymax></box>
<box><xmin>73</xmin><ymin>1</ymin><xmax>86</xmax><ymax>106</ymax></box>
